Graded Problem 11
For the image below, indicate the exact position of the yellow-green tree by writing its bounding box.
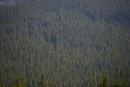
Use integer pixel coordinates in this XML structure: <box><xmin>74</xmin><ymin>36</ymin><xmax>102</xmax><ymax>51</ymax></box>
<box><xmin>12</xmin><ymin>75</ymin><xmax>27</xmax><ymax>87</ymax></box>
<box><xmin>71</xmin><ymin>80</ymin><xmax>77</xmax><ymax>87</ymax></box>
<box><xmin>38</xmin><ymin>74</ymin><xmax>53</xmax><ymax>87</ymax></box>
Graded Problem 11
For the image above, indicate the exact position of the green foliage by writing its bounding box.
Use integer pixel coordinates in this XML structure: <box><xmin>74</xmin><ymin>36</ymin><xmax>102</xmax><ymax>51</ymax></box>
<box><xmin>0</xmin><ymin>0</ymin><xmax>130</xmax><ymax>87</ymax></box>
<box><xmin>112</xmin><ymin>79</ymin><xmax>128</xmax><ymax>87</ymax></box>
<box><xmin>12</xmin><ymin>75</ymin><xmax>27</xmax><ymax>87</ymax></box>
<box><xmin>38</xmin><ymin>75</ymin><xmax>53</xmax><ymax>87</ymax></box>
<box><xmin>70</xmin><ymin>80</ymin><xmax>77</xmax><ymax>87</ymax></box>
<box><xmin>99</xmin><ymin>76</ymin><xmax>129</xmax><ymax>87</ymax></box>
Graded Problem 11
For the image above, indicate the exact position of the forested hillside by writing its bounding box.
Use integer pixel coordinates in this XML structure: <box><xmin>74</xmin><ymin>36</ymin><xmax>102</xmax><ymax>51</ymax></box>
<box><xmin>0</xmin><ymin>0</ymin><xmax>130</xmax><ymax>87</ymax></box>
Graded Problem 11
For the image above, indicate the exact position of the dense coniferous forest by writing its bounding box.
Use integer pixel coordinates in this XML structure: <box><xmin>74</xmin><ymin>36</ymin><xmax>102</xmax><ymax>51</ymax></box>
<box><xmin>0</xmin><ymin>0</ymin><xmax>130</xmax><ymax>87</ymax></box>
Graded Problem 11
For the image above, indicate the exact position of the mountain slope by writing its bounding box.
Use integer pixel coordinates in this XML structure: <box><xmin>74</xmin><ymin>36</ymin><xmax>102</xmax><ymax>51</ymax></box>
<box><xmin>0</xmin><ymin>0</ymin><xmax>130</xmax><ymax>87</ymax></box>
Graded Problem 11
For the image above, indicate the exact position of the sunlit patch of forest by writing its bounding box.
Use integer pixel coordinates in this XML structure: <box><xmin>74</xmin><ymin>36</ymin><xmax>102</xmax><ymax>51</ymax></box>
<box><xmin>0</xmin><ymin>0</ymin><xmax>130</xmax><ymax>87</ymax></box>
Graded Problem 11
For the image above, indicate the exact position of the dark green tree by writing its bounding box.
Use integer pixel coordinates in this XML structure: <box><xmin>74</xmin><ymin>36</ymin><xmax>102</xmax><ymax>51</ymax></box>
<box><xmin>112</xmin><ymin>79</ymin><xmax>128</xmax><ymax>87</ymax></box>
